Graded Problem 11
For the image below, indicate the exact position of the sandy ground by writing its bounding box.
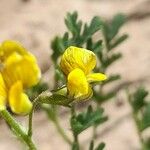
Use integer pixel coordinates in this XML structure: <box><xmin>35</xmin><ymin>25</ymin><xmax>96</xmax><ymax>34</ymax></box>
<box><xmin>0</xmin><ymin>0</ymin><xmax>150</xmax><ymax>149</ymax></box>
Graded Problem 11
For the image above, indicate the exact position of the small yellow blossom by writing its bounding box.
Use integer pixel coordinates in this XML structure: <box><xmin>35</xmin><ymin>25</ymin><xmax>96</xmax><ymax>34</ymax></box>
<box><xmin>0</xmin><ymin>40</ymin><xmax>41</xmax><ymax>115</ymax></box>
<box><xmin>60</xmin><ymin>46</ymin><xmax>107</xmax><ymax>100</ymax></box>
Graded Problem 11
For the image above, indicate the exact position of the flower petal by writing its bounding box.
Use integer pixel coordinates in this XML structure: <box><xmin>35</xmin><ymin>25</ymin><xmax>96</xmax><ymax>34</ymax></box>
<box><xmin>75</xmin><ymin>85</ymin><xmax>93</xmax><ymax>101</ymax></box>
<box><xmin>0</xmin><ymin>40</ymin><xmax>27</xmax><ymax>61</ymax></box>
<box><xmin>60</xmin><ymin>46</ymin><xmax>96</xmax><ymax>75</ymax></box>
<box><xmin>2</xmin><ymin>52</ymin><xmax>41</xmax><ymax>88</ymax></box>
<box><xmin>87</xmin><ymin>73</ymin><xmax>107</xmax><ymax>83</ymax></box>
<box><xmin>8</xmin><ymin>81</ymin><xmax>32</xmax><ymax>115</ymax></box>
<box><xmin>67</xmin><ymin>68</ymin><xmax>90</xmax><ymax>99</ymax></box>
<box><xmin>0</xmin><ymin>73</ymin><xmax>7</xmax><ymax>110</ymax></box>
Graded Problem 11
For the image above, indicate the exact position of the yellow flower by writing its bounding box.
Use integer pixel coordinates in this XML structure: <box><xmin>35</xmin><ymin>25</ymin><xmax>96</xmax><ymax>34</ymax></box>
<box><xmin>0</xmin><ymin>40</ymin><xmax>41</xmax><ymax>115</ymax></box>
<box><xmin>60</xmin><ymin>46</ymin><xmax>107</xmax><ymax>100</ymax></box>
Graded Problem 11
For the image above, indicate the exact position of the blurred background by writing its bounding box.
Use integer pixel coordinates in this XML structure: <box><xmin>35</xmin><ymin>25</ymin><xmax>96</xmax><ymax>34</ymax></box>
<box><xmin>0</xmin><ymin>0</ymin><xmax>150</xmax><ymax>149</ymax></box>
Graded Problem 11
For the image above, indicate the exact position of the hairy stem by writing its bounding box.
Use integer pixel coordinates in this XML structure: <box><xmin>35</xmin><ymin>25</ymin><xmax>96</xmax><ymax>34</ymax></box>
<box><xmin>28</xmin><ymin>106</ymin><xmax>34</xmax><ymax>137</ymax></box>
<box><xmin>0</xmin><ymin>110</ymin><xmax>36</xmax><ymax>150</ymax></box>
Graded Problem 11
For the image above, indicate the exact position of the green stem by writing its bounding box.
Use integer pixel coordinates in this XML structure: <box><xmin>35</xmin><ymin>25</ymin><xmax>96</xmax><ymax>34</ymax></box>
<box><xmin>92</xmin><ymin>125</ymin><xmax>97</xmax><ymax>140</ymax></box>
<box><xmin>52</xmin><ymin>105</ymin><xmax>72</xmax><ymax>145</ymax></box>
<box><xmin>92</xmin><ymin>85</ymin><xmax>103</xmax><ymax>140</ymax></box>
<box><xmin>28</xmin><ymin>96</ymin><xmax>39</xmax><ymax>138</ymax></box>
<box><xmin>0</xmin><ymin>110</ymin><xmax>37</xmax><ymax>150</ymax></box>
<box><xmin>27</xmin><ymin>93</ymin><xmax>42</xmax><ymax>138</ymax></box>
<box><xmin>43</xmin><ymin>104</ymin><xmax>72</xmax><ymax>145</ymax></box>
<box><xmin>51</xmin><ymin>64</ymin><xmax>72</xmax><ymax>145</ymax></box>
<box><xmin>53</xmin><ymin>116</ymin><xmax>72</xmax><ymax>145</ymax></box>
<box><xmin>71</xmin><ymin>104</ymin><xmax>80</xmax><ymax>150</ymax></box>
<box><xmin>28</xmin><ymin>106</ymin><xmax>34</xmax><ymax>137</ymax></box>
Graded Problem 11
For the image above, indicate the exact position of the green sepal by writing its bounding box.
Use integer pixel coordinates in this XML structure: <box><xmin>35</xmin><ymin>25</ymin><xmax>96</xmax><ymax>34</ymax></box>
<box><xmin>39</xmin><ymin>92</ymin><xmax>72</xmax><ymax>107</ymax></box>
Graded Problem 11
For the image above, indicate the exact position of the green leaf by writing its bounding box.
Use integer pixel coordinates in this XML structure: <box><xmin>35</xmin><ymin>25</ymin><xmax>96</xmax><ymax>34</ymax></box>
<box><xmin>89</xmin><ymin>141</ymin><xmax>105</xmax><ymax>150</ymax></box>
<box><xmin>72</xmin><ymin>142</ymin><xmax>80</xmax><ymax>150</ymax></box>
<box><xmin>108</xmin><ymin>14</ymin><xmax>126</xmax><ymax>41</ymax></box>
<box><xmin>144</xmin><ymin>138</ymin><xmax>150</xmax><ymax>150</ymax></box>
<box><xmin>51</xmin><ymin>11</ymin><xmax>103</xmax><ymax>56</ymax></box>
<box><xmin>102</xmin><ymin>53</ymin><xmax>122</xmax><ymax>68</ymax></box>
<box><xmin>89</xmin><ymin>140</ymin><xmax>94</xmax><ymax>150</ymax></box>
<box><xmin>94</xmin><ymin>91</ymin><xmax>116</xmax><ymax>103</ymax></box>
<box><xmin>102</xmin><ymin>74</ymin><xmax>121</xmax><ymax>85</ymax></box>
<box><xmin>51</xmin><ymin>36</ymin><xmax>66</xmax><ymax>62</ymax></box>
<box><xmin>101</xmin><ymin>21</ymin><xmax>110</xmax><ymax>45</ymax></box>
<box><xmin>100</xmin><ymin>14</ymin><xmax>127</xmax><ymax>52</ymax></box>
<box><xmin>65</xmin><ymin>11</ymin><xmax>82</xmax><ymax>38</ymax></box>
<box><xmin>71</xmin><ymin>105</ymin><xmax>107</xmax><ymax>135</ymax></box>
<box><xmin>131</xmin><ymin>87</ymin><xmax>148</xmax><ymax>112</ymax></box>
<box><xmin>95</xmin><ymin>142</ymin><xmax>105</xmax><ymax>150</ymax></box>
<box><xmin>140</xmin><ymin>103</ymin><xmax>150</xmax><ymax>131</ymax></box>
<box><xmin>110</xmin><ymin>34</ymin><xmax>128</xmax><ymax>49</ymax></box>
<box><xmin>86</xmin><ymin>39</ymin><xmax>103</xmax><ymax>53</ymax></box>
<box><xmin>82</xmin><ymin>16</ymin><xmax>102</xmax><ymax>41</ymax></box>
<box><xmin>55</xmin><ymin>67</ymin><xmax>65</xmax><ymax>83</ymax></box>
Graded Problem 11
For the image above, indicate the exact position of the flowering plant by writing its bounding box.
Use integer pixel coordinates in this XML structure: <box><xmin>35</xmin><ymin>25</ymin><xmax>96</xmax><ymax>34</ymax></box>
<box><xmin>1</xmin><ymin>11</ymin><xmax>149</xmax><ymax>150</ymax></box>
